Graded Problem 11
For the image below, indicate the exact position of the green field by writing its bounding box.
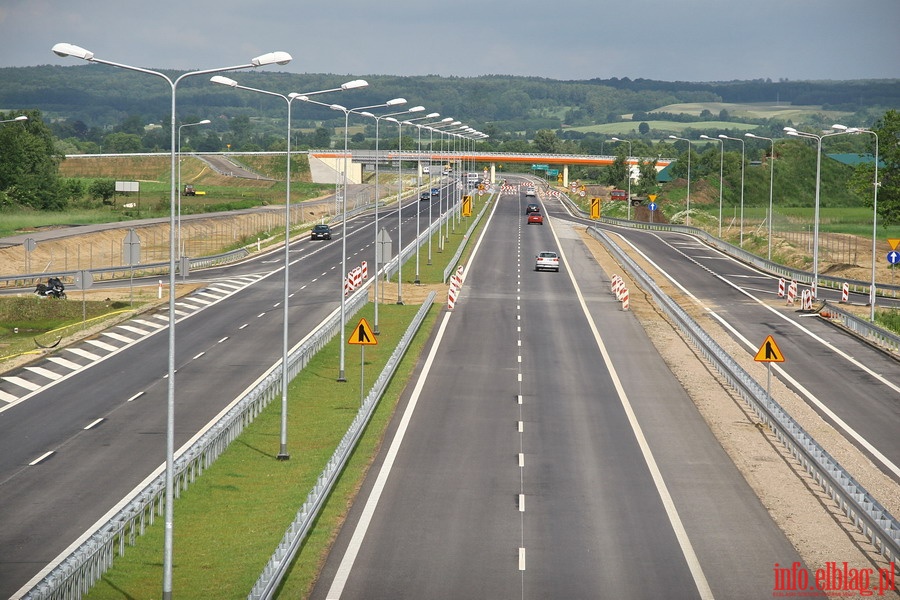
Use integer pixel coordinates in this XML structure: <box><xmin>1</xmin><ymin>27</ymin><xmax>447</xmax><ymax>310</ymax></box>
<box><xmin>567</xmin><ymin>120</ymin><xmax>759</xmax><ymax>135</ymax></box>
<box><xmin>649</xmin><ymin>101</ymin><xmax>852</xmax><ymax>122</ymax></box>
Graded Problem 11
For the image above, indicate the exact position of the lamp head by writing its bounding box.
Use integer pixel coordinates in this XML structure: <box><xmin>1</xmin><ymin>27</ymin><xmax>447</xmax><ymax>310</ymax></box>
<box><xmin>386</xmin><ymin>98</ymin><xmax>407</xmax><ymax>107</ymax></box>
<box><xmin>359</xmin><ymin>111</ymin><xmax>375</xmax><ymax>118</ymax></box>
<box><xmin>198</xmin><ymin>119</ymin><xmax>211</xmax><ymax>125</ymax></box>
<box><xmin>14</xmin><ymin>115</ymin><xmax>28</xmax><ymax>122</ymax></box>
<box><xmin>385</xmin><ymin>117</ymin><xmax>399</xmax><ymax>124</ymax></box>
<box><xmin>341</xmin><ymin>79</ymin><xmax>368</xmax><ymax>90</ymax></box>
<box><xmin>408</xmin><ymin>106</ymin><xmax>425</xmax><ymax>113</ymax></box>
<box><xmin>330</xmin><ymin>104</ymin><xmax>347</xmax><ymax>112</ymax></box>
<box><xmin>52</xmin><ymin>42</ymin><xmax>93</xmax><ymax>60</ymax></box>
<box><xmin>440</xmin><ymin>117</ymin><xmax>453</xmax><ymax>123</ymax></box>
<box><xmin>251</xmin><ymin>51</ymin><xmax>292</xmax><ymax>67</ymax></box>
<box><xmin>831</xmin><ymin>124</ymin><xmax>848</xmax><ymax>131</ymax></box>
<box><xmin>783</xmin><ymin>126</ymin><xmax>797</xmax><ymax>133</ymax></box>
<box><xmin>425</xmin><ymin>112</ymin><xmax>440</xmax><ymax>118</ymax></box>
<box><xmin>210</xmin><ymin>75</ymin><xmax>238</xmax><ymax>87</ymax></box>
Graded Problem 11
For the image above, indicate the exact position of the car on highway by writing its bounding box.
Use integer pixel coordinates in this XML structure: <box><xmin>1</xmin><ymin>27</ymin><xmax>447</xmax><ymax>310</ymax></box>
<box><xmin>525</xmin><ymin>186</ymin><xmax>536</xmax><ymax>197</ymax></box>
<box><xmin>527</xmin><ymin>212</ymin><xmax>544</xmax><ymax>225</ymax></box>
<box><xmin>310</xmin><ymin>224</ymin><xmax>332</xmax><ymax>240</ymax></box>
<box><xmin>535</xmin><ymin>250</ymin><xmax>559</xmax><ymax>272</ymax></box>
<box><xmin>420</xmin><ymin>192</ymin><xmax>431</xmax><ymax>201</ymax></box>
<box><xmin>525</xmin><ymin>203</ymin><xmax>540</xmax><ymax>214</ymax></box>
<box><xmin>431</xmin><ymin>187</ymin><xmax>440</xmax><ymax>195</ymax></box>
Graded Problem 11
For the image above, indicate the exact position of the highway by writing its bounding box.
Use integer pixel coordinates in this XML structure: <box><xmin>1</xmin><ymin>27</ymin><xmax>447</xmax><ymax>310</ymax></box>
<box><xmin>1</xmin><ymin>175</ymin><xmax>897</xmax><ymax>597</ymax></box>
<box><xmin>309</xmin><ymin>184</ymin><xmax>805</xmax><ymax>599</ymax></box>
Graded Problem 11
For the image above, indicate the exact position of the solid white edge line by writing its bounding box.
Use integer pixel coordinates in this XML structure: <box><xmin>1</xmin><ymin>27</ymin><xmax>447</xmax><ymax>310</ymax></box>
<box><xmin>325</xmin><ymin>311</ymin><xmax>454</xmax><ymax>600</ymax></box>
<box><xmin>551</xmin><ymin>221</ymin><xmax>715</xmax><ymax>599</ymax></box>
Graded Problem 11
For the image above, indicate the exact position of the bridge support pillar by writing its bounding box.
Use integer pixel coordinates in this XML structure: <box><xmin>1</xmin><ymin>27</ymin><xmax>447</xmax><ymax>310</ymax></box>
<box><xmin>490</xmin><ymin>163</ymin><xmax>496</xmax><ymax>183</ymax></box>
<box><xmin>562</xmin><ymin>165</ymin><xmax>569</xmax><ymax>188</ymax></box>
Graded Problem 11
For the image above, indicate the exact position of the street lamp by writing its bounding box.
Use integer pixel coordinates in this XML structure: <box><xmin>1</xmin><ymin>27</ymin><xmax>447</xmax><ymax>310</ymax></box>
<box><xmin>303</xmin><ymin>97</ymin><xmax>409</xmax><ymax>380</ymax></box>
<box><xmin>669</xmin><ymin>135</ymin><xmax>692</xmax><ymax>226</ymax></box>
<box><xmin>177</xmin><ymin>119</ymin><xmax>210</xmax><ymax>258</ymax></box>
<box><xmin>357</xmin><ymin>104</ymin><xmax>420</xmax><ymax>334</ymax></box>
<box><xmin>210</xmin><ymin>76</ymin><xmax>367</xmax><ymax>458</ymax></box>
<box><xmin>424</xmin><ymin>118</ymin><xmax>453</xmax><ymax>263</ymax></box>
<box><xmin>0</xmin><ymin>115</ymin><xmax>27</xmax><ymax>124</ymax></box>
<box><xmin>834</xmin><ymin>124</ymin><xmax>880</xmax><ymax>320</ymax></box>
<box><xmin>610</xmin><ymin>137</ymin><xmax>634</xmax><ymax>220</ymax></box>
<box><xmin>745</xmin><ymin>132</ymin><xmax>777</xmax><ymax>260</ymax></box>
<box><xmin>408</xmin><ymin>114</ymin><xmax>442</xmax><ymax>283</ymax></box>
<box><xmin>720</xmin><ymin>135</ymin><xmax>746</xmax><ymax>246</ymax></box>
<box><xmin>52</xmin><ymin>41</ymin><xmax>291</xmax><ymax>600</ymax></box>
<box><xmin>784</xmin><ymin>125</ymin><xmax>855</xmax><ymax>298</ymax></box>
<box><xmin>699</xmin><ymin>135</ymin><xmax>724</xmax><ymax>238</ymax></box>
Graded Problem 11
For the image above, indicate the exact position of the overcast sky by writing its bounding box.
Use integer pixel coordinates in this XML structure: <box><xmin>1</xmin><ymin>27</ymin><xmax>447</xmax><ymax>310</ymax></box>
<box><xmin>2</xmin><ymin>0</ymin><xmax>898</xmax><ymax>82</ymax></box>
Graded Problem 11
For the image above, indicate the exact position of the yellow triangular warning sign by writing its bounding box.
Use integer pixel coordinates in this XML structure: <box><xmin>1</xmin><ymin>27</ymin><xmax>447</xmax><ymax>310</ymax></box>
<box><xmin>754</xmin><ymin>335</ymin><xmax>785</xmax><ymax>363</ymax></box>
<box><xmin>888</xmin><ymin>238</ymin><xmax>900</xmax><ymax>251</ymax></box>
<box><xmin>348</xmin><ymin>318</ymin><xmax>377</xmax><ymax>345</ymax></box>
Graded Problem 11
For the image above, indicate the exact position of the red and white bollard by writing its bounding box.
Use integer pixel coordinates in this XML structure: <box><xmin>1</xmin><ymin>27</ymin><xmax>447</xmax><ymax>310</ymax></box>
<box><xmin>786</xmin><ymin>281</ymin><xmax>797</xmax><ymax>305</ymax></box>
<box><xmin>620</xmin><ymin>287</ymin><xmax>630</xmax><ymax>311</ymax></box>
<box><xmin>801</xmin><ymin>289</ymin><xmax>814</xmax><ymax>311</ymax></box>
<box><xmin>158</xmin><ymin>280</ymin><xmax>163</xmax><ymax>299</ymax></box>
<box><xmin>840</xmin><ymin>282</ymin><xmax>849</xmax><ymax>303</ymax></box>
<box><xmin>777</xmin><ymin>277</ymin><xmax>785</xmax><ymax>298</ymax></box>
<box><xmin>361</xmin><ymin>261</ymin><xmax>368</xmax><ymax>280</ymax></box>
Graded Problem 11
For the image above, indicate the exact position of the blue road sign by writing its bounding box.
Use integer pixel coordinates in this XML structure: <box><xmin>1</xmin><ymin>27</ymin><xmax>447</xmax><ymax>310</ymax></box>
<box><xmin>888</xmin><ymin>250</ymin><xmax>900</xmax><ymax>265</ymax></box>
<box><xmin>648</xmin><ymin>202</ymin><xmax>658</xmax><ymax>211</ymax></box>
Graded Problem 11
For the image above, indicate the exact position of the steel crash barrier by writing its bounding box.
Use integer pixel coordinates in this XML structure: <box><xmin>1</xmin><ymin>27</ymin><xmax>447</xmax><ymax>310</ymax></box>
<box><xmin>587</xmin><ymin>226</ymin><xmax>900</xmax><ymax>570</ymax></box>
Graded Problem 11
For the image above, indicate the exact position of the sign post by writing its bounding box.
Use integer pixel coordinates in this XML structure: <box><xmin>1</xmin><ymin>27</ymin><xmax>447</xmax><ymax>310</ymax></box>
<box><xmin>348</xmin><ymin>317</ymin><xmax>377</xmax><ymax>405</ymax></box>
<box><xmin>754</xmin><ymin>335</ymin><xmax>785</xmax><ymax>401</ymax></box>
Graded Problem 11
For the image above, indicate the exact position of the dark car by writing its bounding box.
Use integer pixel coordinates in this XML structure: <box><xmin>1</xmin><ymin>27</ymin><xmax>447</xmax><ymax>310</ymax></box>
<box><xmin>420</xmin><ymin>192</ymin><xmax>431</xmax><ymax>201</ymax></box>
<box><xmin>310</xmin><ymin>224</ymin><xmax>332</xmax><ymax>240</ymax></box>
<box><xmin>431</xmin><ymin>187</ymin><xmax>440</xmax><ymax>196</ymax></box>
<box><xmin>525</xmin><ymin>203</ymin><xmax>540</xmax><ymax>214</ymax></box>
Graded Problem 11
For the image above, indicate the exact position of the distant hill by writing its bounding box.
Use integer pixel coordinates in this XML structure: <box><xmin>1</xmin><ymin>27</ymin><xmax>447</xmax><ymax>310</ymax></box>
<box><xmin>1</xmin><ymin>66</ymin><xmax>897</xmax><ymax>135</ymax></box>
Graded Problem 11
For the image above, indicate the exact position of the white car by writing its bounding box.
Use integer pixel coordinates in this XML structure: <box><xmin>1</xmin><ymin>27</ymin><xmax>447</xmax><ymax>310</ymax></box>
<box><xmin>525</xmin><ymin>186</ymin><xmax>536</xmax><ymax>197</ymax></box>
<box><xmin>535</xmin><ymin>251</ymin><xmax>559</xmax><ymax>272</ymax></box>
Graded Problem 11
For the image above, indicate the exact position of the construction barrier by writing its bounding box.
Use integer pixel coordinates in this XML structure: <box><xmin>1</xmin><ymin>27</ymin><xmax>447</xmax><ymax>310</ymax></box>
<box><xmin>777</xmin><ymin>277</ymin><xmax>785</xmax><ymax>298</ymax></box>
<box><xmin>448</xmin><ymin>265</ymin><xmax>465</xmax><ymax>309</ymax></box>
<box><xmin>620</xmin><ymin>286</ymin><xmax>630</xmax><ymax>311</ymax></box>
<box><xmin>361</xmin><ymin>261</ymin><xmax>368</xmax><ymax>280</ymax></box>
<box><xmin>786</xmin><ymin>281</ymin><xmax>797</xmax><ymax>305</ymax></box>
<box><xmin>801</xmin><ymin>288</ymin><xmax>814</xmax><ymax>311</ymax></box>
<box><xmin>840</xmin><ymin>282</ymin><xmax>849</xmax><ymax>303</ymax></box>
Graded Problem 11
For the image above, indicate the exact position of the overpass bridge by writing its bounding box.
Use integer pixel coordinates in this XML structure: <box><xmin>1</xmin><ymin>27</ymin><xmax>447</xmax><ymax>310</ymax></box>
<box><xmin>309</xmin><ymin>150</ymin><xmax>673</xmax><ymax>187</ymax></box>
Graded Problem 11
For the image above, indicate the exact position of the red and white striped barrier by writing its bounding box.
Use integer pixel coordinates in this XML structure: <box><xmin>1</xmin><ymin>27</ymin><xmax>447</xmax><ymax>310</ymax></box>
<box><xmin>448</xmin><ymin>265</ymin><xmax>465</xmax><ymax>309</ymax></box>
<box><xmin>786</xmin><ymin>281</ymin><xmax>797</xmax><ymax>305</ymax></box>
<box><xmin>611</xmin><ymin>274</ymin><xmax>623</xmax><ymax>296</ymax></box>
<box><xmin>840</xmin><ymin>282</ymin><xmax>849</xmax><ymax>303</ymax></box>
<box><xmin>343</xmin><ymin>276</ymin><xmax>352</xmax><ymax>296</ymax></box>
<box><xmin>777</xmin><ymin>277</ymin><xmax>785</xmax><ymax>298</ymax></box>
<box><xmin>620</xmin><ymin>286</ymin><xmax>630</xmax><ymax>311</ymax></box>
<box><xmin>801</xmin><ymin>289</ymin><xmax>813</xmax><ymax>311</ymax></box>
<box><xmin>361</xmin><ymin>261</ymin><xmax>368</xmax><ymax>280</ymax></box>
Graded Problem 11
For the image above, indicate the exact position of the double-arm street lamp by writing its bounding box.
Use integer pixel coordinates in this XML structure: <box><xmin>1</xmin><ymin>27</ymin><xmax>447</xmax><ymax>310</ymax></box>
<box><xmin>424</xmin><ymin>118</ymin><xmax>454</xmax><ymax>263</ymax></box>
<box><xmin>610</xmin><ymin>137</ymin><xmax>634</xmax><ymax>220</ymax></box>
<box><xmin>409</xmin><ymin>115</ymin><xmax>445</xmax><ymax>283</ymax></box>
<box><xmin>668</xmin><ymin>136</ymin><xmax>692</xmax><ymax>226</ymax></box>
<box><xmin>357</xmin><ymin>104</ymin><xmax>422</xmax><ymax>333</ymax></box>
<box><xmin>52</xmin><ymin>42</ymin><xmax>291</xmax><ymax>600</ymax></box>
<box><xmin>784</xmin><ymin>125</ymin><xmax>856</xmax><ymax>298</ymax></box>
<box><xmin>833</xmin><ymin>124</ymin><xmax>880</xmax><ymax>320</ymax></box>
<box><xmin>301</xmin><ymin>96</ymin><xmax>408</xmax><ymax>381</ymax></box>
<box><xmin>745</xmin><ymin>132</ymin><xmax>777</xmax><ymax>260</ymax></box>
<box><xmin>210</xmin><ymin>76</ymin><xmax>367</xmax><ymax>458</ymax></box>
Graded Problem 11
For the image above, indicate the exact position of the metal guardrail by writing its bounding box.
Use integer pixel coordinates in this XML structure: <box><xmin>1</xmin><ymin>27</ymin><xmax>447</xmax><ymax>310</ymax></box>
<box><xmin>248</xmin><ymin>291</ymin><xmax>436</xmax><ymax>600</ymax></box>
<box><xmin>819</xmin><ymin>300</ymin><xmax>900</xmax><ymax>356</ymax></box>
<box><xmin>587</xmin><ymin>226</ymin><xmax>900</xmax><ymax>567</ymax></box>
<box><xmin>20</xmin><ymin>289</ymin><xmax>370</xmax><ymax>599</ymax></box>
<box><xmin>1</xmin><ymin>248</ymin><xmax>250</xmax><ymax>290</ymax></box>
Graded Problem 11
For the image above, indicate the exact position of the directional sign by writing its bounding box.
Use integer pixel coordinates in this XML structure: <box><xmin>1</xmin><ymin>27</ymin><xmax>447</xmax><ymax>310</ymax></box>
<box><xmin>462</xmin><ymin>195</ymin><xmax>472</xmax><ymax>217</ymax></box>
<box><xmin>590</xmin><ymin>198</ymin><xmax>601</xmax><ymax>219</ymax></box>
<box><xmin>888</xmin><ymin>238</ymin><xmax>900</xmax><ymax>251</ymax></box>
<box><xmin>754</xmin><ymin>335</ymin><xmax>785</xmax><ymax>363</ymax></box>
<box><xmin>648</xmin><ymin>202</ymin><xmax>658</xmax><ymax>212</ymax></box>
<box><xmin>348</xmin><ymin>318</ymin><xmax>377</xmax><ymax>345</ymax></box>
<box><xmin>888</xmin><ymin>250</ymin><xmax>900</xmax><ymax>265</ymax></box>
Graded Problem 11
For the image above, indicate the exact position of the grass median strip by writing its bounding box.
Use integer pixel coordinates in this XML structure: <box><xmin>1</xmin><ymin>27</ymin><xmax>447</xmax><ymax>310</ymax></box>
<box><xmin>84</xmin><ymin>302</ymin><xmax>436</xmax><ymax>599</ymax></box>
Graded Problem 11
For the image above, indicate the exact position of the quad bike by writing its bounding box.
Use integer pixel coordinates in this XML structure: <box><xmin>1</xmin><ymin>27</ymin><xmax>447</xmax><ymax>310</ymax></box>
<box><xmin>35</xmin><ymin>276</ymin><xmax>67</xmax><ymax>299</ymax></box>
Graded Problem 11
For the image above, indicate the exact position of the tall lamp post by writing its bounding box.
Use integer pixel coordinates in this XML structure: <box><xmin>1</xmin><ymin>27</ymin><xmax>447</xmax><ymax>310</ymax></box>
<box><xmin>720</xmin><ymin>135</ymin><xmax>746</xmax><ymax>246</ymax></box>
<box><xmin>177</xmin><ymin>119</ymin><xmax>210</xmax><ymax>258</ymax></box>
<box><xmin>210</xmin><ymin>76</ymin><xmax>367</xmax><ymax>457</ymax></box>
<box><xmin>424</xmin><ymin>119</ymin><xmax>453</xmax><ymax>263</ymax></box>
<box><xmin>52</xmin><ymin>42</ymin><xmax>291</xmax><ymax>600</ymax></box>
<box><xmin>784</xmin><ymin>125</ymin><xmax>855</xmax><ymax>298</ymax></box>
<box><xmin>610</xmin><ymin>137</ymin><xmax>633</xmax><ymax>220</ymax></box>
<box><xmin>834</xmin><ymin>125</ymin><xmax>880</xmax><ymax>320</ymax></box>
<box><xmin>402</xmin><ymin>113</ymin><xmax>439</xmax><ymax>285</ymax></box>
<box><xmin>699</xmin><ymin>135</ymin><xmax>724</xmax><ymax>237</ymax></box>
<box><xmin>669</xmin><ymin>136</ymin><xmax>692</xmax><ymax>226</ymax></box>
<box><xmin>745</xmin><ymin>132</ymin><xmax>776</xmax><ymax>260</ymax></box>
<box><xmin>357</xmin><ymin>104</ymin><xmax>421</xmax><ymax>334</ymax></box>
<box><xmin>302</xmin><ymin>97</ymin><xmax>409</xmax><ymax>381</ymax></box>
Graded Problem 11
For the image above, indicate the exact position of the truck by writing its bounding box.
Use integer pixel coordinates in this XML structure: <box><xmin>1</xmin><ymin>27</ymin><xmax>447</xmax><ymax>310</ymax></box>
<box><xmin>611</xmin><ymin>189</ymin><xmax>640</xmax><ymax>205</ymax></box>
<box><xmin>183</xmin><ymin>184</ymin><xmax>205</xmax><ymax>196</ymax></box>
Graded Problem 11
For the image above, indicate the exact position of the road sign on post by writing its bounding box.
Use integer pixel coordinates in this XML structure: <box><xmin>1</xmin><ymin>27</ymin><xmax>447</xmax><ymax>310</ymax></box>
<box><xmin>462</xmin><ymin>195</ymin><xmax>472</xmax><ymax>217</ymax></box>
<box><xmin>590</xmin><ymin>198</ymin><xmax>601</xmax><ymax>219</ymax></box>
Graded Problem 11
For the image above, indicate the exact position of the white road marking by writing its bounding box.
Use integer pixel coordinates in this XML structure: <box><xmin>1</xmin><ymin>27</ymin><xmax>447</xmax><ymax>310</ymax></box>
<box><xmin>29</xmin><ymin>451</ymin><xmax>54</xmax><ymax>466</ymax></box>
<box><xmin>84</xmin><ymin>418</ymin><xmax>104</xmax><ymax>430</ymax></box>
